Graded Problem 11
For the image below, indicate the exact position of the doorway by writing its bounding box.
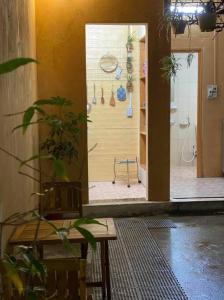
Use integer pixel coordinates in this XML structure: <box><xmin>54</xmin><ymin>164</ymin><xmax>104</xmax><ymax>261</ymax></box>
<box><xmin>170</xmin><ymin>51</ymin><xmax>201</xmax><ymax>199</ymax></box>
<box><xmin>85</xmin><ymin>24</ymin><xmax>148</xmax><ymax>203</ymax></box>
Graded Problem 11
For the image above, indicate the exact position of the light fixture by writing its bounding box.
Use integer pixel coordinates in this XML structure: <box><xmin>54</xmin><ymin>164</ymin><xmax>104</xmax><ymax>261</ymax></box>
<box><xmin>170</xmin><ymin>5</ymin><xmax>204</xmax><ymax>14</ymax></box>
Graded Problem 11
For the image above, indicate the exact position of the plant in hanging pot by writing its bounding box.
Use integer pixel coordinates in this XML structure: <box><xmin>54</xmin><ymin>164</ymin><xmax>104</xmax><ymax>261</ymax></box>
<box><xmin>198</xmin><ymin>0</ymin><xmax>217</xmax><ymax>32</ymax></box>
<box><xmin>126</xmin><ymin>75</ymin><xmax>134</xmax><ymax>93</ymax></box>
<box><xmin>126</xmin><ymin>33</ymin><xmax>135</xmax><ymax>52</ymax></box>
<box><xmin>158</xmin><ymin>0</ymin><xmax>188</xmax><ymax>38</ymax></box>
<box><xmin>126</xmin><ymin>56</ymin><xmax>133</xmax><ymax>74</ymax></box>
<box><xmin>171</xmin><ymin>15</ymin><xmax>187</xmax><ymax>35</ymax></box>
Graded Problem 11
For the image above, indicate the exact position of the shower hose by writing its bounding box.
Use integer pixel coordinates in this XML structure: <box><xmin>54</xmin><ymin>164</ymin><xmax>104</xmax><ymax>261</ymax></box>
<box><xmin>181</xmin><ymin>124</ymin><xmax>197</xmax><ymax>163</ymax></box>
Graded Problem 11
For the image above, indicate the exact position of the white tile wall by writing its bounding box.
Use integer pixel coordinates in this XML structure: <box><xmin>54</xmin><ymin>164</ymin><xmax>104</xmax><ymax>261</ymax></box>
<box><xmin>171</xmin><ymin>52</ymin><xmax>198</xmax><ymax>167</ymax></box>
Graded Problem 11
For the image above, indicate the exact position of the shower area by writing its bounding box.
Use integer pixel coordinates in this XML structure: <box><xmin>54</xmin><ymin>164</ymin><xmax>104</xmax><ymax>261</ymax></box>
<box><xmin>170</xmin><ymin>52</ymin><xmax>198</xmax><ymax>199</ymax></box>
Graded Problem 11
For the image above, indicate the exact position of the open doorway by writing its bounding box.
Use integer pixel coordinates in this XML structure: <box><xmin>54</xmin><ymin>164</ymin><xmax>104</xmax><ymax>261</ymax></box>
<box><xmin>170</xmin><ymin>51</ymin><xmax>200</xmax><ymax>199</ymax></box>
<box><xmin>85</xmin><ymin>24</ymin><xmax>148</xmax><ymax>203</ymax></box>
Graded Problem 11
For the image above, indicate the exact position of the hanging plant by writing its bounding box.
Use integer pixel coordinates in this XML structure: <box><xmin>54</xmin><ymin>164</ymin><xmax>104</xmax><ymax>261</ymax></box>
<box><xmin>187</xmin><ymin>52</ymin><xmax>194</xmax><ymax>68</ymax></box>
<box><xmin>126</xmin><ymin>33</ymin><xmax>135</xmax><ymax>52</ymax></box>
<box><xmin>171</xmin><ymin>17</ymin><xmax>187</xmax><ymax>35</ymax></box>
<box><xmin>126</xmin><ymin>75</ymin><xmax>134</xmax><ymax>92</ymax></box>
<box><xmin>160</xmin><ymin>54</ymin><xmax>182</xmax><ymax>81</ymax></box>
<box><xmin>126</xmin><ymin>56</ymin><xmax>133</xmax><ymax>74</ymax></box>
<box><xmin>198</xmin><ymin>0</ymin><xmax>217</xmax><ymax>32</ymax></box>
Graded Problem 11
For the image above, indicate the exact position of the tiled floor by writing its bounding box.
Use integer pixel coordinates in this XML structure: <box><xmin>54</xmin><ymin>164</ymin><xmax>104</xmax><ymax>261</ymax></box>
<box><xmin>171</xmin><ymin>166</ymin><xmax>224</xmax><ymax>199</ymax></box>
<box><xmin>89</xmin><ymin>181</ymin><xmax>146</xmax><ymax>202</ymax></box>
<box><xmin>89</xmin><ymin>166</ymin><xmax>224</xmax><ymax>202</ymax></box>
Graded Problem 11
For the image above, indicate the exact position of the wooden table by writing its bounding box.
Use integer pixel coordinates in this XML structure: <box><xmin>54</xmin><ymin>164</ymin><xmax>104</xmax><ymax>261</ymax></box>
<box><xmin>9</xmin><ymin>218</ymin><xmax>117</xmax><ymax>300</ymax></box>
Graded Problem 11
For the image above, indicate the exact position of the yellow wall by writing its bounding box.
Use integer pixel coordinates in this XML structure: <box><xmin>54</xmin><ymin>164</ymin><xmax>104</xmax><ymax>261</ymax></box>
<box><xmin>0</xmin><ymin>0</ymin><xmax>38</xmax><ymax>252</ymax></box>
<box><xmin>172</xmin><ymin>28</ymin><xmax>224</xmax><ymax>177</ymax></box>
<box><xmin>87</xmin><ymin>25</ymin><xmax>140</xmax><ymax>181</ymax></box>
<box><xmin>35</xmin><ymin>0</ymin><xmax>170</xmax><ymax>202</ymax></box>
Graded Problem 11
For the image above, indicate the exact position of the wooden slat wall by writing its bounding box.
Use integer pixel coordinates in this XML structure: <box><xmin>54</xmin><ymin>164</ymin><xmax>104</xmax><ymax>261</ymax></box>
<box><xmin>86</xmin><ymin>25</ymin><xmax>140</xmax><ymax>181</ymax></box>
<box><xmin>0</xmin><ymin>0</ymin><xmax>38</xmax><ymax>253</ymax></box>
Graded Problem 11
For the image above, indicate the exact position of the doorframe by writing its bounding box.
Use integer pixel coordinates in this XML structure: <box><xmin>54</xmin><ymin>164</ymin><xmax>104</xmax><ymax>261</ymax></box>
<box><xmin>171</xmin><ymin>49</ymin><xmax>203</xmax><ymax>178</ymax></box>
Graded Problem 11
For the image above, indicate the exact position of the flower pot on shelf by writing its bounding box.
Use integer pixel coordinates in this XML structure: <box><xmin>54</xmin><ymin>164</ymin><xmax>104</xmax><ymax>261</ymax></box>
<box><xmin>198</xmin><ymin>12</ymin><xmax>217</xmax><ymax>32</ymax></box>
<box><xmin>171</xmin><ymin>20</ymin><xmax>187</xmax><ymax>35</ymax></box>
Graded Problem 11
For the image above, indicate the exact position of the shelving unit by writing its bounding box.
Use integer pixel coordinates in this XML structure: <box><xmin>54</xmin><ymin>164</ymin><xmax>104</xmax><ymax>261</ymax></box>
<box><xmin>139</xmin><ymin>36</ymin><xmax>147</xmax><ymax>174</ymax></box>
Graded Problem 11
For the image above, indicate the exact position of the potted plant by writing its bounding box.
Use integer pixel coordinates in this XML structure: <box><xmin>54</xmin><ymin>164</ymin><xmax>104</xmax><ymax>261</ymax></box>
<box><xmin>126</xmin><ymin>75</ymin><xmax>134</xmax><ymax>93</ymax></box>
<box><xmin>159</xmin><ymin>0</ymin><xmax>188</xmax><ymax>38</ymax></box>
<box><xmin>0</xmin><ymin>58</ymin><xmax>101</xmax><ymax>299</ymax></box>
<box><xmin>160</xmin><ymin>54</ymin><xmax>182</xmax><ymax>81</ymax></box>
<box><xmin>198</xmin><ymin>0</ymin><xmax>217</xmax><ymax>32</ymax></box>
<box><xmin>126</xmin><ymin>33</ymin><xmax>135</xmax><ymax>52</ymax></box>
<box><xmin>171</xmin><ymin>15</ymin><xmax>187</xmax><ymax>35</ymax></box>
<box><xmin>126</xmin><ymin>56</ymin><xmax>133</xmax><ymax>74</ymax></box>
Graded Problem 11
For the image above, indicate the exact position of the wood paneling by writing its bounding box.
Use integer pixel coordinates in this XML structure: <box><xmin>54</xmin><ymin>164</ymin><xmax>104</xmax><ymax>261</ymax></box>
<box><xmin>86</xmin><ymin>25</ymin><xmax>140</xmax><ymax>181</ymax></box>
<box><xmin>35</xmin><ymin>0</ymin><xmax>170</xmax><ymax>202</ymax></box>
<box><xmin>0</xmin><ymin>0</ymin><xmax>38</xmax><ymax>252</ymax></box>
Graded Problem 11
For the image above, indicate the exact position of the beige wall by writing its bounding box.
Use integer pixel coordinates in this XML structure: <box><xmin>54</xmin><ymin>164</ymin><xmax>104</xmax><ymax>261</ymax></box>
<box><xmin>35</xmin><ymin>0</ymin><xmax>170</xmax><ymax>202</ymax></box>
<box><xmin>87</xmin><ymin>25</ymin><xmax>141</xmax><ymax>182</ymax></box>
<box><xmin>172</xmin><ymin>28</ymin><xmax>224</xmax><ymax>177</ymax></box>
<box><xmin>0</xmin><ymin>0</ymin><xmax>38</xmax><ymax>252</ymax></box>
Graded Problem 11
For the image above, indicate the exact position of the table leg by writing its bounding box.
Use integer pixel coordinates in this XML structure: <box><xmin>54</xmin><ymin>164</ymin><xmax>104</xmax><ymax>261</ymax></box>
<box><xmin>105</xmin><ymin>241</ymin><xmax>111</xmax><ymax>300</ymax></box>
<box><xmin>100</xmin><ymin>241</ymin><xmax>106</xmax><ymax>299</ymax></box>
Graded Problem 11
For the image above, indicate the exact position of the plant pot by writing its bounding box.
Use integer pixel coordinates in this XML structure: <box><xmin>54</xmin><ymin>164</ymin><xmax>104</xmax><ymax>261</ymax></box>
<box><xmin>126</xmin><ymin>82</ymin><xmax>133</xmax><ymax>93</ymax></box>
<box><xmin>198</xmin><ymin>12</ymin><xmax>217</xmax><ymax>32</ymax></box>
<box><xmin>127</xmin><ymin>63</ymin><xmax>133</xmax><ymax>74</ymax></box>
<box><xmin>126</xmin><ymin>42</ymin><xmax>134</xmax><ymax>52</ymax></box>
<box><xmin>171</xmin><ymin>20</ymin><xmax>187</xmax><ymax>35</ymax></box>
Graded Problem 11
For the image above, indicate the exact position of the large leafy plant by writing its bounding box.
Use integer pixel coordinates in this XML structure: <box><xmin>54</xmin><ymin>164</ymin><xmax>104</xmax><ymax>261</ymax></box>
<box><xmin>11</xmin><ymin>96</ymin><xmax>90</xmax><ymax>182</ymax></box>
<box><xmin>0</xmin><ymin>58</ymin><xmax>102</xmax><ymax>300</ymax></box>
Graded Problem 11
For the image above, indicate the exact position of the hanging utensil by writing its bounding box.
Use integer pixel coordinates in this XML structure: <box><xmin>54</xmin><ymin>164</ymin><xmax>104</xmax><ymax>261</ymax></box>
<box><xmin>101</xmin><ymin>87</ymin><xmax>105</xmax><ymax>104</ymax></box>
<box><xmin>110</xmin><ymin>86</ymin><xmax>116</xmax><ymax>107</ymax></box>
<box><xmin>127</xmin><ymin>92</ymin><xmax>133</xmax><ymax>117</ymax></box>
<box><xmin>92</xmin><ymin>83</ymin><xmax>97</xmax><ymax>104</ymax></box>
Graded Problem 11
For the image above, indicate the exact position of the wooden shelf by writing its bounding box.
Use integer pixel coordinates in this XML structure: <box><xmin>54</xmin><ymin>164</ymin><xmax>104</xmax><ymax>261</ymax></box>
<box><xmin>139</xmin><ymin>35</ymin><xmax>147</xmax><ymax>169</ymax></box>
<box><xmin>140</xmin><ymin>131</ymin><xmax>146</xmax><ymax>136</ymax></box>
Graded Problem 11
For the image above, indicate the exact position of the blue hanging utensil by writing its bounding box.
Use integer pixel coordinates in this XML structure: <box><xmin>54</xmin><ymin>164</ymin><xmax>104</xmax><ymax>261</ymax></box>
<box><xmin>117</xmin><ymin>85</ymin><xmax>127</xmax><ymax>101</ymax></box>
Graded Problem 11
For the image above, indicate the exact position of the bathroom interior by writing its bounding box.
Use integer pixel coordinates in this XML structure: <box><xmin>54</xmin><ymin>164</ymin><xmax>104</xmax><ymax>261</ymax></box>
<box><xmin>86</xmin><ymin>24</ymin><xmax>148</xmax><ymax>202</ymax></box>
<box><xmin>170</xmin><ymin>51</ymin><xmax>199</xmax><ymax>199</ymax></box>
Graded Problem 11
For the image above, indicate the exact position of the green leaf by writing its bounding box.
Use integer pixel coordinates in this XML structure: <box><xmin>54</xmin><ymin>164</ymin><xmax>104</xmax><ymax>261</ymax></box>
<box><xmin>0</xmin><ymin>58</ymin><xmax>37</xmax><ymax>75</ymax></box>
<box><xmin>27</xmin><ymin>291</ymin><xmax>38</xmax><ymax>300</ymax></box>
<box><xmin>34</xmin><ymin>96</ymin><xmax>72</xmax><ymax>107</ymax></box>
<box><xmin>75</xmin><ymin>226</ymin><xmax>96</xmax><ymax>251</ymax></box>
<box><xmin>22</xmin><ymin>107</ymin><xmax>35</xmax><ymax>133</ymax></box>
<box><xmin>19</xmin><ymin>154</ymin><xmax>52</xmax><ymax>170</ymax></box>
<box><xmin>2</xmin><ymin>260</ymin><xmax>24</xmax><ymax>295</ymax></box>
<box><xmin>12</xmin><ymin>121</ymin><xmax>41</xmax><ymax>133</ymax></box>
<box><xmin>52</xmin><ymin>158</ymin><xmax>69</xmax><ymax>181</ymax></box>
<box><xmin>74</xmin><ymin>218</ymin><xmax>107</xmax><ymax>228</ymax></box>
<box><xmin>61</xmin><ymin>235</ymin><xmax>79</xmax><ymax>256</ymax></box>
<box><xmin>30</xmin><ymin>259</ymin><xmax>46</xmax><ymax>279</ymax></box>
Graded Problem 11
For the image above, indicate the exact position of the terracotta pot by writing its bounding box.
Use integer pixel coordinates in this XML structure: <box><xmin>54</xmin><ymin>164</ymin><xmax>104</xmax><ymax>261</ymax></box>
<box><xmin>199</xmin><ymin>12</ymin><xmax>216</xmax><ymax>32</ymax></box>
<box><xmin>171</xmin><ymin>20</ymin><xmax>187</xmax><ymax>35</ymax></box>
<box><xmin>126</xmin><ymin>82</ymin><xmax>133</xmax><ymax>93</ymax></box>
